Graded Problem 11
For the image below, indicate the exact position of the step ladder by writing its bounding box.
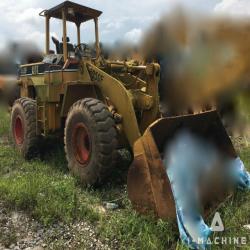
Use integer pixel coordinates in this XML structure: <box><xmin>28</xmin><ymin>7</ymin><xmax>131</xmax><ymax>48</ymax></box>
<box><xmin>37</xmin><ymin>103</ymin><xmax>48</xmax><ymax>136</ymax></box>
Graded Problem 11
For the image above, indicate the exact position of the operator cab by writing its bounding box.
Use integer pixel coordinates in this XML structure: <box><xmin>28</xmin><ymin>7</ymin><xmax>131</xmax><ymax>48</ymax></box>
<box><xmin>39</xmin><ymin>1</ymin><xmax>102</xmax><ymax>68</ymax></box>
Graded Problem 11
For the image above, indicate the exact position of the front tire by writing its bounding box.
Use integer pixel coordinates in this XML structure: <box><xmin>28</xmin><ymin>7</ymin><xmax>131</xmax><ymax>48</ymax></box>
<box><xmin>64</xmin><ymin>98</ymin><xmax>118</xmax><ymax>185</ymax></box>
<box><xmin>11</xmin><ymin>98</ymin><xmax>38</xmax><ymax>159</ymax></box>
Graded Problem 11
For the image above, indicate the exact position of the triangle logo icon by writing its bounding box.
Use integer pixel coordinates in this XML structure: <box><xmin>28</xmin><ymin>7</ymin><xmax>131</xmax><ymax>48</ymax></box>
<box><xmin>211</xmin><ymin>212</ymin><xmax>224</xmax><ymax>232</ymax></box>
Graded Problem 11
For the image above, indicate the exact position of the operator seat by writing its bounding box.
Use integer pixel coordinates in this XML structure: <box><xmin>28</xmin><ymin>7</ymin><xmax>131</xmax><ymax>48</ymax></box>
<box><xmin>59</xmin><ymin>37</ymin><xmax>74</xmax><ymax>54</ymax></box>
<box><xmin>52</xmin><ymin>36</ymin><xmax>74</xmax><ymax>55</ymax></box>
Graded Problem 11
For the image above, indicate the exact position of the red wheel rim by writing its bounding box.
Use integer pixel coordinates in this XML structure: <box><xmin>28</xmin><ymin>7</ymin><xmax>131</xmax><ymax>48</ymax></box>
<box><xmin>14</xmin><ymin>115</ymin><xmax>24</xmax><ymax>145</ymax></box>
<box><xmin>72</xmin><ymin>123</ymin><xmax>91</xmax><ymax>165</ymax></box>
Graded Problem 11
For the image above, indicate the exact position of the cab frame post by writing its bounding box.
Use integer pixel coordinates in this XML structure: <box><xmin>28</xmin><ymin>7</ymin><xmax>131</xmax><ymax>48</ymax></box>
<box><xmin>94</xmin><ymin>17</ymin><xmax>100</xmax><ymax>58</ymax></box>
<box><xmin>45</xmin><ymin>15</ymin><xmax>50</xmax><ymax>54</ymax></box>
<box><xmin>62</xmin><ymin>8</ymin><xmax>68</xmax><ymax>61</ymax></box>
<box><xmin>76</xmin><ymin>23</ymin><xmax>81</xmax><ymax>45</ymax></box>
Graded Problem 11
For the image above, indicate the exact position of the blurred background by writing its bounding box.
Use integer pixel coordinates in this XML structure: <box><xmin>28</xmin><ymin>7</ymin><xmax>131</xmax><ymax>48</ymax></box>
<box><xmin>0</xmin><ymin>0</ymin><xmax>249</xmax><ymax>136</ymax></box>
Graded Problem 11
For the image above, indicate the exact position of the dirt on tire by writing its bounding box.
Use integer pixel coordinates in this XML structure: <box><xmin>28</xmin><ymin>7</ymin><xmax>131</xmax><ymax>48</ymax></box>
<box><xmin>11</xmin><ymin>97</ymin><xmax>38</xmax><ymax>159</ymax></box>
<box><xmin>64</xmin><ymin>98</ymin><xmax>118</xmax><ymax>186</ymax></box>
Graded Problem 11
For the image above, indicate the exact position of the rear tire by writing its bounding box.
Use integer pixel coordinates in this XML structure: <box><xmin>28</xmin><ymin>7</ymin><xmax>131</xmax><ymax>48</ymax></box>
<box><xmin>11</xmin><ymin>98</ymin><xmax>38</xmax><ymax>159</ymax></box>
<box><xmin>64</xmin><ymin>98</ymin><xmax>118</xmax><ymax>186</ymax></box>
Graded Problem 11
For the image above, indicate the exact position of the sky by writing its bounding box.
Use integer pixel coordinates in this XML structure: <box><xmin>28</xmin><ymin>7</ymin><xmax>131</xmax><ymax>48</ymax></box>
<box><xmin>0</xmin><ymin>0</ymin><xmax>250</xmax><ymax>51</ymax></box>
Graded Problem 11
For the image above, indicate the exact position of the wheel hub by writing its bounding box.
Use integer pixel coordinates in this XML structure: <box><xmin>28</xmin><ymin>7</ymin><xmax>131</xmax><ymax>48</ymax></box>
<box><xmin>72</xmin><ymin>123</ymin><xmax>91</xmax><ymax>165</ymax></box>
<box><xmin>14</xmin><ymin>115</ymin><xmax>24</xmax><ymax>145</ymax></box>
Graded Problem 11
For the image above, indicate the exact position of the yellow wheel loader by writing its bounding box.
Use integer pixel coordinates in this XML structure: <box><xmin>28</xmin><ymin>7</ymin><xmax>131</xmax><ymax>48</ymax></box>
<box><xmin>12</xmin><ymin>1</ymin><xmax>237</xmax><ymax>220</ymax></box>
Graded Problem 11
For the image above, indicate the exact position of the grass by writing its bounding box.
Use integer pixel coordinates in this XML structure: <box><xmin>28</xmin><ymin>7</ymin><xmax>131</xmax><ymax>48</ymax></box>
<box><xmin>208</xmin><ymin>145</ymin><xmax>250</xmax><ymax>250</ymax></box>
<box><xmin>0</xmin><ymin>105</ymin><xmax>9</xmax><ymax>137</ymax></box>
<box><xmin>0</xmin><ymin>107</ymin><xmax>249</xmax><ymax>249</ymax></box>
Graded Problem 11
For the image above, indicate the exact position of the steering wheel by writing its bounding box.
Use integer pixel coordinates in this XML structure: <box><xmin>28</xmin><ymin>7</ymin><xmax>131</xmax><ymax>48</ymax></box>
<box><xmin>75</xmin><ymin>43</ymin><xmax>93</xmax><ymax>58</ymax></box>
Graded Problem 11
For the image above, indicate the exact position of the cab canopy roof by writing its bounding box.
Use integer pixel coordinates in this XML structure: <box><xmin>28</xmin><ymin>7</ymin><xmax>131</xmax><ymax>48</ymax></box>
<box><xmin>43</xmin><ymin>1</ymin><xmax>102</xmax><ymax>24</ymax></box>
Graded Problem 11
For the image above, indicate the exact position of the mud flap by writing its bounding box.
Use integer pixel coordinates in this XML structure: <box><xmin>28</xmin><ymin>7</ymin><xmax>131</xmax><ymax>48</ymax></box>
<box><xmin>127</xmin><ymin>110</ymin><xmax>237</xmax><ymax>219</ymax></box>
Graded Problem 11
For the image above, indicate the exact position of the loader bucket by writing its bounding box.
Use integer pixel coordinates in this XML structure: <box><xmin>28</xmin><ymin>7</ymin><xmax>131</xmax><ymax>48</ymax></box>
<box><xmin>127</xmin><ymin>110</ymin><xmax>237</xmax><ymax>220</ymax></box>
